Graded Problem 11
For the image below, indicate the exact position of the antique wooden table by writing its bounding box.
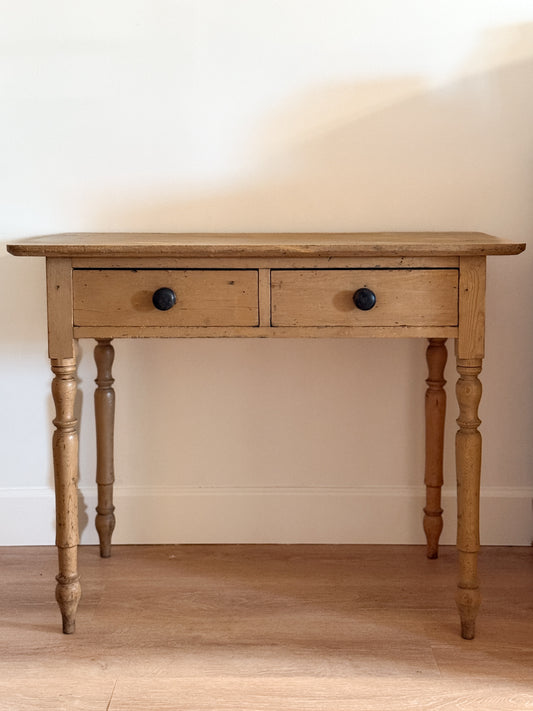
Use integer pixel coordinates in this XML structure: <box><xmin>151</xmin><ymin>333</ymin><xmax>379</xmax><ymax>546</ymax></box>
<box><xmin>7</xmin><ymin>232</ymin><xmax>525</xmax><ymax>638</ymax></box>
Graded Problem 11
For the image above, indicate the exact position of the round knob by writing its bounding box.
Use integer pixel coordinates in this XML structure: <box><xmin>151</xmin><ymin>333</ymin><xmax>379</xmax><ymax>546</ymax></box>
<box><xmin>152</xmin><ymin>287</ymin><xmax>177</xmax><ymax>311</ymax></box>
<box><xmin>353</xmin><ymin>287</ymin><xmax>376</xmax><ymax>311</ymax></box>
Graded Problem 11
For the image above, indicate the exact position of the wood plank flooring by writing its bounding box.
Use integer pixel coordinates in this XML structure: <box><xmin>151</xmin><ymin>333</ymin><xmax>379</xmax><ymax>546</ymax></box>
<box><xmin>0</xmin><ymin>545</ymin><xmax>532</xmax><ymax>709</ymax></box>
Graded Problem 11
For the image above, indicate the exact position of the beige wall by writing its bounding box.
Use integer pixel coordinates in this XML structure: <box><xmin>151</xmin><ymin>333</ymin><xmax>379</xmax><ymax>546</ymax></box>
<box><xmin>1</xmin><ymin>1</ymin><xmax>532</xmax><ymax>544</ymax></box>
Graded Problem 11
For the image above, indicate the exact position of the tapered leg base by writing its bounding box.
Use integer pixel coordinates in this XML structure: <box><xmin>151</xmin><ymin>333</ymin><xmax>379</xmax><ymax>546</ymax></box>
<box><xmin>55</xmin><ymin>572</ymin><xmax>81</xmax><ymax>634</ymax></box>
<box><xmin>456</xmin><ymin>585</ymin><xmax>481</xmax><ymax>640</ymax></box>
<box><xmin>423</xmin><ymin>506</ymin><xmax>443</xmax><ymax>559</ymax></box>
<box><xmin>95</xmin><ymin>500</ymin><xmax>116</xmax><ymax>558</ymax></box>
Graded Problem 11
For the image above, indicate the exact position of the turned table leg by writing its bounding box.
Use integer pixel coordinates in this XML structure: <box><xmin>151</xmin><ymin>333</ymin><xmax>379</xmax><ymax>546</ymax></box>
<box><xmin>423</xmin><ymin>338</ymin><xmax>447</xmax><ymax>559</ymax></box>
<box><xmin>94</xmin><ymin>339</ymin><xmax>116</xmax><ymax>558</ymax></box>
<box><xmin>51</xmin><ymin>358</ymin><xmax>81</xmax><ymax>634</ymax></box>
<box><xmin>455</xmin><ymin>358</ymin><xmax>482</xmax><ymax>639</ymax></box>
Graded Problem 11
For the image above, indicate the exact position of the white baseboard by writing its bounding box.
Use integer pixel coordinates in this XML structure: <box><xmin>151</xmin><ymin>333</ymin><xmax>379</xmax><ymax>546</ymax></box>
<box><xmin>0</xmin><ymin>485</ymin><xmax>531</xmax><ymax>546</ymax></box>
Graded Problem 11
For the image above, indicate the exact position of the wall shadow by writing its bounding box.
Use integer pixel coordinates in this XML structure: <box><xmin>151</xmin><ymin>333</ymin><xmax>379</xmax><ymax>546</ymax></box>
<box><xmin>74</xmin><ymin>26</ymin><xmax>533</xmax><ymax>535</ymax></box>
<box><xmin>3</xmin><ymin>21</ymin><xmax>533</xmax><ymax>543</ymax></box>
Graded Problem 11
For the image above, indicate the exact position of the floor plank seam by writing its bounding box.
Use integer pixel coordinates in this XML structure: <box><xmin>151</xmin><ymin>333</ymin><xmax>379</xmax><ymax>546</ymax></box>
<box><xmin>106</xmin><ymin>679</ymin><xmax>118</xmax><ymax>711</ymax></box>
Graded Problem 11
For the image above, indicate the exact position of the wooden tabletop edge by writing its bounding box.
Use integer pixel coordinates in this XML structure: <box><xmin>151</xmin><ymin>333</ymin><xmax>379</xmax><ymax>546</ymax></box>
<box><xmin>5</xmin><ymin>233</ymin><xmax>527</xmax><ymax>258</ymax></box>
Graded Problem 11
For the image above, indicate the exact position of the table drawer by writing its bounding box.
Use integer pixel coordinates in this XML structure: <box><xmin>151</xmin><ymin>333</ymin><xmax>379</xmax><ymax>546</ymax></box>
<box><xmin>271</xmin><ymin>269</ymin><xmax>458</xmax><ymax>327</ymax></box>
<box><xmin>73</xmin><ymin>269</ymin><xmax>259</xmax><ymax>327</ymax></box>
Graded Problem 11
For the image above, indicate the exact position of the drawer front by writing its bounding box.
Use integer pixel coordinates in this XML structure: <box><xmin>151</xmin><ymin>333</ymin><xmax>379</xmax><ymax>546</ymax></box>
<box><xmin>271</xmin><ymin>269</ymin><xmax>458</xmax><ymax>327</ymax></box>
<box><xmin>73</xmin><ymin>270</ymin><xmax>259</xmax><ymax>327</ymax></box>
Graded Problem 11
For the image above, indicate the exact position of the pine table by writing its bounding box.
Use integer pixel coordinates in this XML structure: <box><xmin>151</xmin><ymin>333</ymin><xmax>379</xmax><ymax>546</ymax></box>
<box><xmin>7</xmin><ymin>232</ymin><xmax>525</xmax><ymax>638</ymax></box>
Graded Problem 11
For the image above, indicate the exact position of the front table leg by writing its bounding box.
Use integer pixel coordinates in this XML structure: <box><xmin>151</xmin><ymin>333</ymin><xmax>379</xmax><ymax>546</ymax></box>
<box><xmin>51</xmin><ymin>358</ymin><xmax>81</xmax><ymax>634</ymax></box>
<box><xmin>94</xmin><ymin>339</ymin><xmax>116</xmax><ymax>557</ymax></box>
<box><xmin>455</xmin><ymin>358</ymin><xmax>482</xmax><ymax>639</ymax></box>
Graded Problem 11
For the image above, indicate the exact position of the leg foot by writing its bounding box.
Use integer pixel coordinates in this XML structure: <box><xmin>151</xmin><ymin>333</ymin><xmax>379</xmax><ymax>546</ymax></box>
<box><xmin>56</xmin><ymin>571</ymin><xmax>81</xmax><ymax>634</ymax></box>
<box><xmin>423</xmin><ymin>511</ymin><xmax>443</xmax><ymax>559</ymax></box>
<box><xmin>456</xmin><ymin>580</ymin><xmax>481</xmax><ymax>640</ymax></box>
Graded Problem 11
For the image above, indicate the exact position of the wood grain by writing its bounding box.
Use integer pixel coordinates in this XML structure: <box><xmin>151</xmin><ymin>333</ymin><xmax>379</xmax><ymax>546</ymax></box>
<box><xmin>423</xmin><ymin>338</ymin><xmax>447</xmax><ymax>559</ymax></box>
<box><xmin>1</xmin><ymin>545</ymin><xmax>532</xmax><ymax>710</ymax></box>
<box><xmin>73</xmin><ymin>324</ymin><xmax>460</xmax><ymax>339</ymax></box>
<box><xmin>455</xmin><ymin>360</ymin><xmax>483</xmax><ymax>640</ymax></box>
<box><xmin>94</xmin><ymin>339</ymin><xmax>116</xmax><ymax>558</ymax></box>
<box><xmin>7</xmin><ymin>234</ymin><xmax>526</xmax><ymax>644</ymax></box>
<box><xmin>71</xmin><ymin>255</ymin><xmax>461</xmax><ymax>269</ymax></box>
<box><xmin>73</xmin><ymin>269</ymin><xmax>259</xmax><ymax>327</ymax></box>
<box><xmin>50</xmin><ymin>359</ymin><xmax>81</xmax><ymax>634</ymax></box>
<box><xmin>271</xmin><ymin>269</ymin><xmax>458</xmax><ymax>327</ymax></box>
<box><xmin>46</xmin><ymin>258</ymin><xmax>74</xmax><ymax>360</ymax></box>
<box><xmin>456</xmin><ymin>256</ymin><xmax>486</xmax><ymax>360</ymax></box>
<box><xmin>7</xmin><ymin>231</ymin><xmax>526</xmax><ymax>257</ymax></box>
<box><xmin>107</xmin><ymin>677</ymin><xmax>533</xmax><ymax>710</ymax></box>
<box><xmin>0</xmin><ymin>679</ymin><xmax>116</xmax><ymax>711</ymax></box>
<box><xmin>258</xmin><ymin>268</ymin><xmax>271</xmax><ymax>326</ymax></box>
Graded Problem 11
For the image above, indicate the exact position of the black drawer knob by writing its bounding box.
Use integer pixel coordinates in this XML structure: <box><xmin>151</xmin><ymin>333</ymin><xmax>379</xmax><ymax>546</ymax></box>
<box><xmin>152</xmin><ymin>287</ymin><xmax>177</xmax><ymax>311</ymax></box>
<box><xmin>353</xmin><ymin>287</ymin><xmax>376</xmax><ymax>311</ymax></box>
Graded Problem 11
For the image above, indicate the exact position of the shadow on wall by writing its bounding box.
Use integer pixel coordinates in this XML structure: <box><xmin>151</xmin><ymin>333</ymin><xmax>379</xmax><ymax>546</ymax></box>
<box><xmin>94</xmin><ymin>24</ymin><xmax>533</xmax><ymax>235</ymax></box>
<box><xmin>2</xmin><ymin>22</ymin><xmax>533</xmax><ymax>541</ymax></box>
<box><xmin>86</xmin><ymin>26</ymin><xmax>533</xmax><ymax>491</ymax></box>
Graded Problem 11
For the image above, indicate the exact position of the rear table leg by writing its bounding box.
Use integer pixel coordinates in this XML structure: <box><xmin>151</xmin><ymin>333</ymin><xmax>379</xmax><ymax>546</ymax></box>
<box><xmin>94</xmin><ymin>339</ymin><xmax>116</xmax><ymax>558</ymax></box>
<box><xmin>423</xmin><ymin>338</ymin><xmax>447</xmax><ymax>559</ymax></box>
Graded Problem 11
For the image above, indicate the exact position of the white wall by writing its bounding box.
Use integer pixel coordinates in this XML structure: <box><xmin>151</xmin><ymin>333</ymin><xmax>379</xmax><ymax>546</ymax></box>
<box><xmin>1</xmin><ymin>0</ymin><xmax>532</xmax><ymax>545</ymax></box>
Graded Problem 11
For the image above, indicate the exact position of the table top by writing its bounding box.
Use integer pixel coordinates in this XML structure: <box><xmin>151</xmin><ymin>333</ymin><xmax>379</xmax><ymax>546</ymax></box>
<box><xmin>6</xmin><ymin>232</ymin><xmax>526</xmax><ymax>258</ymax></box>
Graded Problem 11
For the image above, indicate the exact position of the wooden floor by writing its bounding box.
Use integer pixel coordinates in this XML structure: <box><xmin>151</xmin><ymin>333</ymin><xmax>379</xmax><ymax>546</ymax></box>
<box><xmin>1</xmin><ymin>545</ymin><xmax>532</xmax><ymax>710</ymax></box>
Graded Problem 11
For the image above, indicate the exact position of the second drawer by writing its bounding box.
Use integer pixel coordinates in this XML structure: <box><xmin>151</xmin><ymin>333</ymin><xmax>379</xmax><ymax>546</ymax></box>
<box><xmin>271</xmin><ymin>269</ymin><xmax>458</xmax><ymax>327</ymax></box>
